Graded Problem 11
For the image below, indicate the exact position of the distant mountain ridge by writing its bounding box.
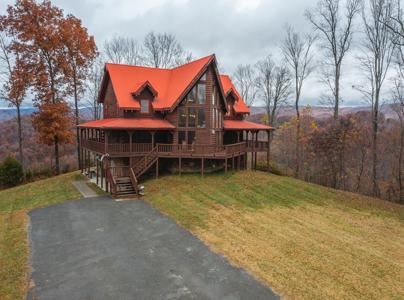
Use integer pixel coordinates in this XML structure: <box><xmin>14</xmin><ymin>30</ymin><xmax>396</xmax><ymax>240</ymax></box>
<box><xmin>0</xmin><ymin>104</ymin><xmax>399</xmax><ymax>122</ymax></box>
<box><xmin>0</xmin><ymin>106</ymin><xmax>94</xmax><ymax>121</ymax></box>
<box><xmin>249</xmin><ymin>104</ymin><xmax>399</xmax><ymax>120</ymax></box>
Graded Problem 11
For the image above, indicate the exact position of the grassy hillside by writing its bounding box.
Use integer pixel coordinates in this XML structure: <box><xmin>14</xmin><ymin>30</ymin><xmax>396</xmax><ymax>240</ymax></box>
<box><xmin>144</xmin><ymin>171</ymin><xmax>404</xmax><ymax>299</ymax></box>
<box><xmin>1</xmin><ymin>170</ymin><xmax>403</xmax><ymax>300</ymax></box>
<box><xmin>0</xmin><ymin>172</ymin><xmax>81</xmax><ymax>300</ymax></box>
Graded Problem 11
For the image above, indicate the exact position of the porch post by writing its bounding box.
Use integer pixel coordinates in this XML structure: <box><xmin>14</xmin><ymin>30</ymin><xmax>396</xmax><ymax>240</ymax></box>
<box><xmin>104</xmin><ymin>130</ymin><xmax>108</xmax><ymax>154</ymax></box>
<box><xmin>254</xmin><ymin>131</ymin><xmax>258</xmax><ymax>171</ymax></box>
<box><xmin>225</xmin><ymin>157</ymin><xmax>228</xmax><ymax>173</ymax></box>
<box><xmin>100</xmin><ymin>158</ymin><xmax>103</xmax><ymax>189</ymax></box>
<box><xmin>151</xmin><ymin>131</ymin><xmax>155</xmax><ymax>148</ymax></box>
<box><xmin>251</xmin><ymin>131</ymin><xmax>255</xmax><ymax>171</ymax></box>
<box><xmin>267</xmin><ymin>130</ymin><xmax>271</xmax><ymax>172</ymax></box>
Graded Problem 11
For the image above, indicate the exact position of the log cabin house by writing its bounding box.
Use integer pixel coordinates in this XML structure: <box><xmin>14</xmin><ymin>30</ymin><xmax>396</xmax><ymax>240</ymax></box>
<box><xmin>78</xmin><ymin>54</ymin><xmax>274</xmax><ymax>196</ymax></box>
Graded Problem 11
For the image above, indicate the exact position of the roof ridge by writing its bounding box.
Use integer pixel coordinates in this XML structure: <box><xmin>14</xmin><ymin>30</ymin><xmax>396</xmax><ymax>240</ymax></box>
<box><xmin>171</xmin><ymin>54</ymin><xmax>215</xmax><ymax>70</ymax></box>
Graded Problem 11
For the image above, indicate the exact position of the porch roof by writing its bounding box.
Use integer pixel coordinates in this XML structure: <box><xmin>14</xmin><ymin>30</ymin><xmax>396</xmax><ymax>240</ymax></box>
<box><xmin>78</xmin><ymin>118</ymin><xmax>175</xmax><ymax>130</ymax></box>
<box><xmin>223</xmin><ymin>120</ymin><xmax>274</xmax><ymax>131</ymax></box>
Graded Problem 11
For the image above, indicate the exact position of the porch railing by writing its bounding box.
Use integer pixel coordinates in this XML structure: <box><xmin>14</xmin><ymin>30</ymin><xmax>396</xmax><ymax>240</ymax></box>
<box><xmin>82</xmin><ymin>140</ymin><xmax>268</xmax><ymax>155</ymax></box>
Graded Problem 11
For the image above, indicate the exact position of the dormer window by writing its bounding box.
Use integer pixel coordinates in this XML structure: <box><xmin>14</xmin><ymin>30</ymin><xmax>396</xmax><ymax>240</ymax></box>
<box><xmin>140</xmin><ymin>99</ymin><xmax>149</xmax><ymax>113</ymax></box>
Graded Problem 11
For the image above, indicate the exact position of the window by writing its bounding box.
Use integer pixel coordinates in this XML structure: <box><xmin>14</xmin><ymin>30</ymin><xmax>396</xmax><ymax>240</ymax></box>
<box><xmin>140</xmin><ymin>99</ymin><xmax>149</xmax><ymax>113</ymax></box>
<box><xmin>200</xmin><ymin>72</ymin><xmax>206</xmax><ymax>81</ymax></box>
<box><xmin>187</xmin><ymin>131</ymin><xmax>195</xmax><ymax>144</ymax></box>
<box><xmin>179</xmin><ymin>107</ymin><xmax>186</xmax><ymax>127</ymax></box>
<box><xmin>187</xmin><ymin>86</ymin><xmax>197</xmax><ymax>103</ymax></box>
<box><xmin>188</xmin><ymin>108</ymin><xmax>196</xmax><ymax>127</ymax></box>
<box><xmin>212</xmin><ymin>86</ymin><xmax>216</xmax><ymax>106</ymax></box>
<box><xmin>197</xmin><ymin>108</ymin><xmax>205</xmax><ymax>128</ymax></box>
<box><xmin>178</xmin><ymin>131</ymin><xmax>186</xmax><ymax>145</ymax></box>
<box><xmin>197</xmin><ymin>84</ymin><xmax>206</xmax><ymax>104</ymax></box>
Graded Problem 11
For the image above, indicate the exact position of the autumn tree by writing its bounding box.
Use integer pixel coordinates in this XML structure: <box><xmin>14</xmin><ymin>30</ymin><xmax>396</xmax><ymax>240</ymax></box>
<box><xmin>306</xmin><ymin>0</ymin><xmax>361</xmax><ymax>120</ymax></box>
<box><xmin>281</xmin><ymin>25</ymin><xmax>316</xmax><ymax>176</ymax></box>
<box><xmin>255</xmin><ymin>55</ymin><xmax>291</xmax><ymax>127</ymax></box>
<box><xmin>60</xmin><ymin>15</ymin><xmax>97</xmax><ymax>169</ymax></box>
<box><xmin>0</xmin><ymin>33</ymin><xmax>30</xmax><ymax>170</ymax></box>
<box><xmin>1</xmin><ymin>0</ymin><xmax>80</xmax><ymax>174</ymax></box>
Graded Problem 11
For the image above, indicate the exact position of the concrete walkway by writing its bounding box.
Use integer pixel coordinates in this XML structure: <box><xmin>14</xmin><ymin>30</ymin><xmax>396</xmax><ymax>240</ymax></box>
<box><xmin>28</xmin><ymin>196</ymin><xmax>279</xmax><ymax>300</ymax></box>
<box><xmin>72</xmin><ymin>181</ymin><xmax>98</xmax><ymax>198</ymax></box>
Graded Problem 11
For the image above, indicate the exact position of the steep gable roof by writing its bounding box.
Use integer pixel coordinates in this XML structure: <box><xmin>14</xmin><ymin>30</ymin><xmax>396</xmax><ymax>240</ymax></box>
<box><xmin>219</xmin><ymin>75</ymin><xmax>250</xmax><ymax>114</ymax></box>
<box><xmin>102</xmin><ymin>55</ymin><xmax>215</xmax><ymax>111</ymax></box>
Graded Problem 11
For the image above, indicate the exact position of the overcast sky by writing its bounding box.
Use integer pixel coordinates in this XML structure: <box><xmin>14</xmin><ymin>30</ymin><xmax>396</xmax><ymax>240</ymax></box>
<box><xmin>0</xmin><ymin>0</ymin><xmax>393</xmax><ymax>107</ymax></box>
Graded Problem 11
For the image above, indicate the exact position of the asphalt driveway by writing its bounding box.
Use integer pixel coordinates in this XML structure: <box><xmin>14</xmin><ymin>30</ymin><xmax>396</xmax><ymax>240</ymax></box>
<box><xmin>28</xmin><ymin>196</ymin><xmax>278</xmax><ymax>300</ymax></box>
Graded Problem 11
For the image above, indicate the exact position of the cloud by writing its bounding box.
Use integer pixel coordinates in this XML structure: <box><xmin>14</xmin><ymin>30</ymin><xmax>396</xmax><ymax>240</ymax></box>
<box><xmin>0</xmin><ymin>0</ymin><xmax>389</xmax><ymax>106</ymax></box>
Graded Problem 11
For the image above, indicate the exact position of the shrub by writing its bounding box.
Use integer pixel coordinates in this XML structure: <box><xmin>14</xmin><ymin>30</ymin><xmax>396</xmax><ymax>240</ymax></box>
<box><xmin>0</xmin><ymin>156</ymin><xmax>24</xmax><ymax>187</ymax></box>
<box><xmin>257</xmin><ymin>160</ymin><xmax>283</xmax><ymax>176</ymax></box>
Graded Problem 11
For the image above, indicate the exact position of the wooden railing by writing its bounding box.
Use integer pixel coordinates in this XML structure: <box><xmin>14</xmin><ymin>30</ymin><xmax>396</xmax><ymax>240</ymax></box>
<box><xmin>246</xmin><ymin>140</ymin><xmax>269</xmax><ymax>152</ymax></box>
<box><xmin>225</xmin><ymin>142</ymin><xmax>247</xmax><ymax>154</ymax></box>
<box><xmin>82</xmin><ymin>140</ymin><xmax>268</xmax><ymax>156</ymax></box>
<box><xmin>106</xmin><ymin>168</ymin><xmax>117</xmax><ymax>196</ymax></box>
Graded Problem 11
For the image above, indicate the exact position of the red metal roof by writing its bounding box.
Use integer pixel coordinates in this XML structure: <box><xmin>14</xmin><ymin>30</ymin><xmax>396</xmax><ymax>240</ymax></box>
<box><xmin>219</xmin><ymin>75</ymin><xmax>250</xmax><ymax>114</ymax></box>
<box><xmin>223</xmin><ymin>120</ymin><xmax>274</xmax><ymax>130</ymax></box>
<box><xmin>101</xmin><ymin>55</ymin><xmax>249</xmax><ymax>113</ymax></box>
<box><xmin>78</xmin><ymin>118</ymin><xmax>175</xmax><ymax>130</ymax></box>
<box><xmin>105</xmin><ymin>55</ymin><xmax>215</xmax><ymax>111</ymax></box>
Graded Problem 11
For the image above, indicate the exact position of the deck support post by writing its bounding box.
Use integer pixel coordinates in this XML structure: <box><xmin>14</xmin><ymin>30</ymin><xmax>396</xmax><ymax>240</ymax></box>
<box><xmin>232</xmin><ymin>153</ymin><xmax>235</xmax><ymax>170</ymax></box>
<box><xmin>179</xmin><ymin>157</ymin><xmax>182</xmax><ymax>176</ymax></box>
<box><xmin>96</xmin><ymin>157</ymin><xmax>99</xmax><ymax>185</ymax></box>
<box><xmin>201</xmin><ymin>157</ymin><xmax>204</xmax><ymax>177</ymax></box>
<box><xmin>100</xmin><ymin>161</ymin><xmax>104</xmax><ymax>189</ymax></box>
<box><xmin>156</xmin><ymin>158</ymin><xmax>159</xmax><ymax>179</ymax></box>
<box><xmin>225</xmin><ymin>157</ymin><xmax>228</xmax><ymax>173</ymax></box>
<box><xmin>238</xmin><ymin>154</ymin><xmax>241</xmax><ymax>170</ymax></box>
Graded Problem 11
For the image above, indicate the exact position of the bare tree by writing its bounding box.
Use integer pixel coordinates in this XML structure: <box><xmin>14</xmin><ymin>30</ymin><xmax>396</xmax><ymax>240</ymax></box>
<box><xmin>281</xmin><ymin>25</ymin><xmax>316</xmax><ymax>176</ymax></box>
<box><xmin>392</xmin><ymin>77</ymin><xmax>404</xmax><ymax>203</ymax></box>
<box><xmin>86</xmin><ymin>55</ymin><xmax>104</xmax><ymax>120</ymax></box>
<box><xmin>0</xmin><ymin>33</ymin><xmax>29</xmax><ymax>170</ymax></box>
<box><xmin>358</xmin><ymin>0</ymin><xmax>395</xmax><ymax>197</ymax></box>
<box><xmin>104</xmin><ymin>36</ymin><xmax>142</xmax><ymax>65</ymax></box>
<box><xmin>255</xmin><ymin>55</ymin><xmax>292</xmax><ymax>127</ymax></box>
<box><xmin>233</xmin><ymin>64</ymin><xmax>258</xmax><ymax>106</ymax></box>
<box><xmin>306</xmin><ymin>0</ymin><xmax>361</xmax><ymax>120</ymax></box>
<box><xmin>143</xmin><ymin>32</ymin><xmax>190</xmax><ymax>68</ymax></box>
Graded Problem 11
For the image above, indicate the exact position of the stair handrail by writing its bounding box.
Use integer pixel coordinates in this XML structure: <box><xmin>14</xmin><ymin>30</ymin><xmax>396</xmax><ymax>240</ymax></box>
<box><xmin>106</xmin><ymin>167</ymin><xmax>117</xmax><ymax>196</ymax></box>
<box><xmin>129</xmin><ymin>167</ymin><xmax>138</xmax><ymax>194</ymax></box>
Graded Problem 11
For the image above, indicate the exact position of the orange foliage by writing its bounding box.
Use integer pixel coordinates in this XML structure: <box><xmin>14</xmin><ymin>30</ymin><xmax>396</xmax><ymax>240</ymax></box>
<box><xmin>31</xmin><ymin>101</ymin><xmax>74</xmax><ymax>146</ymax></box>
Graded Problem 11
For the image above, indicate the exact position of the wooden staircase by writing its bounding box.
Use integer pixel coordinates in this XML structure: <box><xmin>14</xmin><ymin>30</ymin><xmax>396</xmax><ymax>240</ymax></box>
<box><xmin>132</xmin><ymin>147</ymin><xmax>158</xmax><ymax>178</ymax></box>
<box><xmin>107</xmin><ymin>147</ymin><xmax>158</xmax><ymax>197</ymax></box>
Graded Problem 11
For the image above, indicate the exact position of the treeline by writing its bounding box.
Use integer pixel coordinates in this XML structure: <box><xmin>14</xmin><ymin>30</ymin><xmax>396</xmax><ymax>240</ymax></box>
<box><xmin>0</xmin><ymin>0</ymin><xmax>193</xmax><ymax>182</ymax></box>
<box><xmin>238</xmin><ymin>0</ymin><xmax>403</xmax><ymax>203</ymax></box>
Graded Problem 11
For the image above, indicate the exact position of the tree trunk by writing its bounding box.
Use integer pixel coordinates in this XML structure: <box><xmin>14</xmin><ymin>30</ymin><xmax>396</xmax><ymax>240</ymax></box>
<box><xmin>295</xmin><ymin>78</ymin><xmax>300</xmax><ymax>177</ymax></box>
<box><xmin>16</xmin><ymin>104</ymin><xmax>24</xmax><ymax>171</ymax></box>
<box><xmin>73</xmin><ymin>74</ymin><xmax>81</xmax><ymax>170</ymax></box>
<box><xmin>334</xmin><ymin>66</ymin><xmax>340</xmax><ymax>120</ymax></box>
<box><xmin>399</xmin><ymin>122</ymin><xmax>404</xmax><ymax>203</ymax></box>
<box><xmin>372</xmin><ymin>89</ymin><xmax>380</xmax><ymax>197</ymax></box>
<box><xmin>54</xmin><ymin>136</ymin><xmax>60</xmax><ymax>175</ymax></box>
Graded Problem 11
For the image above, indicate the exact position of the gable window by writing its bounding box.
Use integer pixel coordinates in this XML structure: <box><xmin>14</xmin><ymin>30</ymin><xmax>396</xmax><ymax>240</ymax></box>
<box><xmin>188</xmin><ymin>108</ymin><xmax>196</xmax><ymax>127</ymax></box>
<box><xmin>179</xmin><ymin>107</ymin><xmax>186</xmax><ymax>127</ymax></box>
<box><xmin>197</xmin><ymin>108</ymin><xmax>205</xmax><ymax>128</ymax></box>
<box><xmin>197</xmin><ymin>84</ymin><xmax>206</xmax><ymax>104</ymax></box>
<box><xmin>140</xmin><ymin>99</ymin><xmax>149</xmax><ymax>113</ymax></box>
<box><xmin>187</xmin><ymin>86</ymin><xmax>197</xmax><ymax>103</ymax></box>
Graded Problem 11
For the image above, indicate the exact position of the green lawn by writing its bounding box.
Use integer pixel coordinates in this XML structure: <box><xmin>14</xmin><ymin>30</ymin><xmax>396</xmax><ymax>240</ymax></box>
<box><xmin>144</xmin><ymin>171</ymin><xmax>404</xmax><ymax>299</ymax></box>
<box><xmin>0</xmin><ymin>172</ymin><xmax>81</xmax><ymax>300</ymax></box>
<box><xmin>1</xmin><ymin>170</ymin><xmax>403</xmax><ymax>299</ymax></box>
